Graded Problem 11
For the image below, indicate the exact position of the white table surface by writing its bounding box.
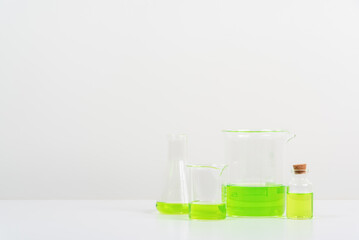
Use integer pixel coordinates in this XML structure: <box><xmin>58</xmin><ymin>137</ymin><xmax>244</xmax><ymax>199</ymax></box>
<box><xmin>0</xmin><ymin>200</ymin><xmax>358</xmax><ymax>240</ymax></box>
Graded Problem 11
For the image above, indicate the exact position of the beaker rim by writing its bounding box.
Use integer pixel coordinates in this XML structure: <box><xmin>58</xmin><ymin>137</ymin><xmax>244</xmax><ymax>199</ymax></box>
<box><xmin>222</xmin><ymin>129</ymin><xmax>289</xmax><ymax>133</ymax></box>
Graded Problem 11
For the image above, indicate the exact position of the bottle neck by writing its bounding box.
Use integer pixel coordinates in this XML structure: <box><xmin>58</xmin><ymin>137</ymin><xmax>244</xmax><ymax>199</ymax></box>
<box><xmin>292</xmin><ymin>172</ymin><xmax>308</xmax><ymax>180</ymax></box>
<box><xmin>290</xmin><ymin>172</ymin><xmax>311</xmax><ymax>185</ymax></box>
<box><xmin>168</xmin><ymin>134</ymin><xmax>187</xmax><ymax>163</ymax></box>
<box><xmin>289</xmin><ymin>172</ymin><xmax>312</xmax><ymax>193</ymax></box>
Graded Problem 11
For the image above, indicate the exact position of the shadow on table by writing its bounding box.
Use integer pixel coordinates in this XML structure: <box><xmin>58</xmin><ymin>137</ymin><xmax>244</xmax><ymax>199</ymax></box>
<box><xmin>153</xmin><ymin>215</ymin><xmax>314</xmax><ymax>240</ymax></box>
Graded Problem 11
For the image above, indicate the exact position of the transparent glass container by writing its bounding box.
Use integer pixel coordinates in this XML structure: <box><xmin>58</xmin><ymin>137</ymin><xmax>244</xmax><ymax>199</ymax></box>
<box><xmin>287</xmin><ymin>164</ymin><xmax>313</xmax><ymax>219</ymax></box>
<box><xmin>156</xmin><ymin>134</ymin><xmax>189</xmax><ymax>214</ymax></box>
<box><xmin>223</xmin><ymin>129</ymin><xmax>295</xmax><ymax>217</ymax></box>
<box><xmin>187</xmin><ymin>164</ymin><xmax>227</xmax><ymax>220</ymax></box>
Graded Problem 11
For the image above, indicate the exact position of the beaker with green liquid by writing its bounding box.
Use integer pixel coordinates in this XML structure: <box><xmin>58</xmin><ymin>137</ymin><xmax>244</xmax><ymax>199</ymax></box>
<box><xmin>187</xmin><ymin>164</ymin><xmax>227</xmax><ymax>220</ymax></box>
<box><xmin>223</xmin><ymin>130</ymin><xmax>295</xmax><ymax>217</ymax></box>
<box><xmin>156</xmin><ymin>134</ymin><xmax>189</xmax><ymax>214</ymax></box>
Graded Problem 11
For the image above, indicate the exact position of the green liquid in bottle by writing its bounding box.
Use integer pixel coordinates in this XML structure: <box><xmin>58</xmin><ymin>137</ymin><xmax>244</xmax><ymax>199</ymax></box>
<box><xmin>286</xmin><ymin>193</ymin><xmax>313</xmax><ymax>219</ymax></box>
<box><xmin>189</xmin><ymin>202</ymin><xmax>226</xmax><ymax>220</ymax></box>
<box><xmin>226</xmin><ymin>184</ymin><xmax>286</xmax><ymax>216</ymax></box>
<box><xmin>156</xmin><ymin>202</ymin><xmax>189</xmax><ymax>214</ymax></box>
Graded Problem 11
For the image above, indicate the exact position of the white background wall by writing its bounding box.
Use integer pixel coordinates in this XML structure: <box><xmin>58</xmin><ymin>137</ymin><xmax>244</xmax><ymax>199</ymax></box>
<box><xmin>0</xmin><ymin>0</ymin><xmax>358</xmax><ymax>200</ymax></box>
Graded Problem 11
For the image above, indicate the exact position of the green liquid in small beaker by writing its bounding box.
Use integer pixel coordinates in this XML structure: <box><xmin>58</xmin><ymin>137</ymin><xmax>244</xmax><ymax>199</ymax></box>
<box><xmin>156</xmin><ymin>202</ymin><xmax>189</xmax><ymax>214</ymax></box>
<box><xmin>226</xmin><ymin>184</ymin><xmax>286</xmax><ymax>216</ymax></box>
<box><xmin>189</xmin><ymin>202</ymin><xmax>226</xmax><ymax>220</ymax></box>
<box><xmin>286</xmin><ymin>193</ymin><xmax>313</xmax><ymax>219</ymax></box>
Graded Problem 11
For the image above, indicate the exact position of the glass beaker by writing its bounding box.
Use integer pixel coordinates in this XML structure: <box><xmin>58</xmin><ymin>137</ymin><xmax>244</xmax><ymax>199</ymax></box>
<box><xmin>187</xmin><ymin>164</ymin><xmax>227</xmax><ymax>220</ymax></box>
<box><xmin>223</xmin><ymin>130</ymin><xmax>295</xmax><ymax>217</ymax></box>
<box><xmin>156</xmin><ymin>134</ymin><xmax>189</xmax><ymax>214</ymax></box>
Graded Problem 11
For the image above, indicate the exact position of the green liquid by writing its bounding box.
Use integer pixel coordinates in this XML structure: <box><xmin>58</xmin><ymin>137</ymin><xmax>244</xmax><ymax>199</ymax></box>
<box><xmin>286</xmin><ymin>193</ymin><xmax>313</xmax><ymax>219</ymax></box>
<box><xmin>226</xmin><ymin>184</ymin><xmax>286</xmax><ymax>216</ymax></box>
<box><xmin>189</xmin><ymin>202</ymin><xmax>226</xmax><ymax>220</ymax></box>
<box><xmin>156</xmin><ymin>202</ymin><xmax>189</xmax><ymax>214</ymax></box>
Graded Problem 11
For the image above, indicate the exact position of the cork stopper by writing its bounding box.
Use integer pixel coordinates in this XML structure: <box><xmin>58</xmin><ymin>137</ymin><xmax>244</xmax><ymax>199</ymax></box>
<box><xmin>293</xmin><ymin>164</ymin><xmax>307</xmax><ymax>174</ymax></box>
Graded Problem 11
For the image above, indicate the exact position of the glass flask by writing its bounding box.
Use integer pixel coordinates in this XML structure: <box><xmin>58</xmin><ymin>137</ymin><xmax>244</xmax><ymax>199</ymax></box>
<box><xmin>156</xmin><ymin>134</ymin><xmax>189</xmax><ymax>214</ymax></box>
<box><xmin>287</xmin><ymin>164</ymin><xmax>313</xmax><ymax>219</ymax></box>
<box><xmin>223</xmin><ymin>129</ymin><xmax>295</xmax><ymax>217</ymax></box>
<box><xmin>187</xmin><ymin>164</ymin><xmax>227</xmax><ymax>220</ymax></box>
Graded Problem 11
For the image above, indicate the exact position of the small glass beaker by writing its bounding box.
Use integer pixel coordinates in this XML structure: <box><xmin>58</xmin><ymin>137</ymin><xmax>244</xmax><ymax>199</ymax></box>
<box><xmin>156</xmin><ymin>134</ymin><xmax>189</xmax><ymax>214</ymax></box>
<box><xmin>187</xmin><ymin>164</ymin><xmax>227</xmax><ymax>220</ymax></box>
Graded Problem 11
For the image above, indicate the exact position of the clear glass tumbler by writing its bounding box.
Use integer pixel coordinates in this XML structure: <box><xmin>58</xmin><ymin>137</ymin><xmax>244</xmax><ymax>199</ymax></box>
<box><xmin>187</xmin><ymin>164</ymin><xmax>227</xmax><ymax>220</ymax></box>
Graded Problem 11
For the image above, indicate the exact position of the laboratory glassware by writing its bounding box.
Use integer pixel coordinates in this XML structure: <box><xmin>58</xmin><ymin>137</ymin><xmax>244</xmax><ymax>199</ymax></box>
<box><xmin>287</xmin><ymin>164</ymin><xmax>313</xmax><ymax>219</ymax></box>
<box><xmin>223</xmin><ymin>129</ymin><xmax>295</xmax><ymax>217</ymax></box>
<box><xmin>187</xmin><ymin>164</ymin><xmax>227</xmax><ymax>220</ymax></box>
<box><xmin>156</xmin><ymin>134</ymin><xmax>189</xmax><ymax>214</ymax></box>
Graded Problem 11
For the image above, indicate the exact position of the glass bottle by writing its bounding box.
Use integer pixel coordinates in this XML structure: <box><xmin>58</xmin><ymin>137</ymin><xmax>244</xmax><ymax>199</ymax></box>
<box><xmin>156</xmin><ymin>134</ymin><xmax>189</xmax><ymax>214</ymax></box>
<box><xmin>286</xmin><ymin>164</ymin><xmax>313</xmax><ymax>219</ymax></box>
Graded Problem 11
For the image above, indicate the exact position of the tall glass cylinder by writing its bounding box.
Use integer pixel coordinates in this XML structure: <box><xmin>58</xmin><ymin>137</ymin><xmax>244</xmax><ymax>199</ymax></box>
<box><xmin>223</xmin><ymin>130</ymin><xmax>295</xmax><ymax>217</ymax></box>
